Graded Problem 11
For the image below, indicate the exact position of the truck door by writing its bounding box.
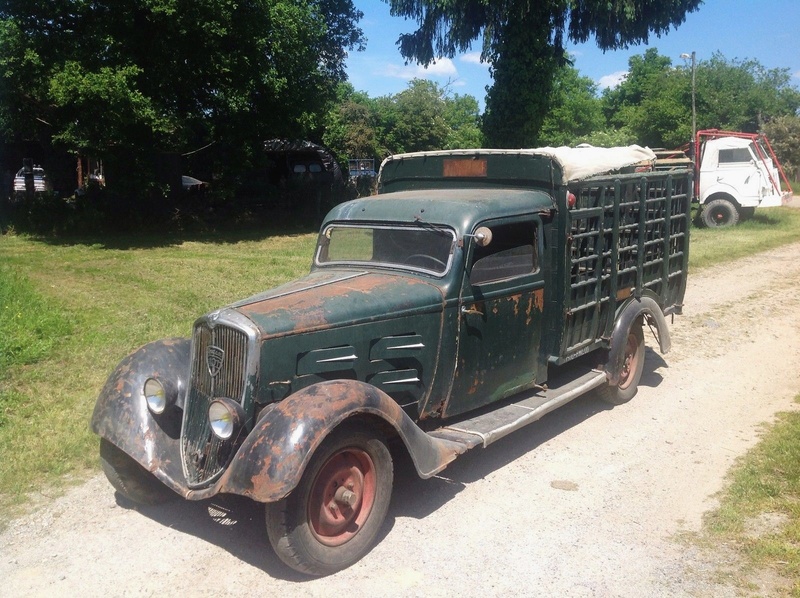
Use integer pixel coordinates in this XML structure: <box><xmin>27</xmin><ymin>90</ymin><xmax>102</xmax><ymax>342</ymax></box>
<box><xmin>714</xmin><ymin>145</ymin><xmax>761</xmax><ymax>202</ymax></box>
<box><xmin>443</xmin><ymin>216</ymin><xmax>545</xmax><ymax>419</ymax></box>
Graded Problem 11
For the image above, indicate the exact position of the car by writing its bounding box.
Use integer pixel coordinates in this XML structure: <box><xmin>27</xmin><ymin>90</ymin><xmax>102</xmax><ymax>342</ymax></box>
<box><xmin>12</xmin><ymin>165</ymin><xmax>52</xmax><ymax>199</ymax></box>
<box><xmin>92</xmin><ymin>146</ymin><xmax>691</xmax><ymax>576</ymax></box>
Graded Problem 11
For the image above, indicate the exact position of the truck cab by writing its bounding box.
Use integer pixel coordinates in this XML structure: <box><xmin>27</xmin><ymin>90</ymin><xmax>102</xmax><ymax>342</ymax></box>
<box><xmin>694</xmin><ymin>130</ymin><xmax>791</xmax><ymax>227</ymax></box>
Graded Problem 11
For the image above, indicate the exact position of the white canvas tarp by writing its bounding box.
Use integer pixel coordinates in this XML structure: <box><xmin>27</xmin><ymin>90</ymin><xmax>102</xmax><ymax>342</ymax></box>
<box><xmin>383</xmin><ymin>145</ymin><xmax>656</xmax><ymax>183</ymax></box>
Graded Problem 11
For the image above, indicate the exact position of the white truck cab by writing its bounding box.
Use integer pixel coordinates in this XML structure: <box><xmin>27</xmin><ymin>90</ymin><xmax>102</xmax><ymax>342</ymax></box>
<box><xmin>695</xmin><ymin>131</ymin><xmax>791</xmax><ymax>227</ymax></box>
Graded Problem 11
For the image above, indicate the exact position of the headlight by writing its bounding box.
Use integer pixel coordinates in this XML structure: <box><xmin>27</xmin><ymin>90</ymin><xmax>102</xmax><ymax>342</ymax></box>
<box><xmin>208</xmin><ymin>398</ymin><xmax>244</xmax><ymax>440</ymax></box>
<box><xmin>144</xmin><ymin>378</ymin><xmax>167</xmax><ymax>414</ymax></box>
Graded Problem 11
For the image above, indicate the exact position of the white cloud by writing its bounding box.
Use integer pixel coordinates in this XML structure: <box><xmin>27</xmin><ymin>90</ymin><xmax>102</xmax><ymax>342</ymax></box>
<box><xmin>794</xmin><ymin>70</ymin><xmax>800</xmax><ymax>79</ymax></box>
<box><xmin>598</xmin><ymin>71</ymin><xmax>628</xmax><ymax>90</ymax></box>
<box><xmin>382</xmin><ymin>58</ymin><xmax>459</xmax><ymax>80</ymax></box>
<box><xmin>460</xmin><ymin>52</ymin><xmax>484</xmax><ymax>65</ymax></box>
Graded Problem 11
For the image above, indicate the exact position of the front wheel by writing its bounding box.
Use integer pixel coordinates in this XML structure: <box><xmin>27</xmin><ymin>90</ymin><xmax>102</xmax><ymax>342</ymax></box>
<box><xmin>265</xmin><ymin>424</ymin><xmax>393</xmax><ymax>576</ymax></box>
<box><xmin>701</xmin><ymin>198</ymin><xmax>740</xmax><ymax>227</ymax></box>
<box><xmin>100</xmin><ymin>439</ymin><xmax>175</xmax><ymax>505</ymax></box>
<box><xmin>599</xmin><ymin>324</ymin><xmax>645</xmax><ymax>405</ymax></box>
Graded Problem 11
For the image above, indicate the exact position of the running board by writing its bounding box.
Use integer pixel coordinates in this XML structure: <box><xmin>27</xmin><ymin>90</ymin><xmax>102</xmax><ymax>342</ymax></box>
<box><xmin>428</xmin><ymin>369</ymin><xmax>607</xmax><ymax>450</ymax></box>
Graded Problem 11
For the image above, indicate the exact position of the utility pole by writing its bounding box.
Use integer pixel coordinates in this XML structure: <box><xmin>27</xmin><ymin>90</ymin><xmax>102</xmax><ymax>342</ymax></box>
<box><xmin>680</xmin><ymin>51</ymin><xmax>697</xmax><ymax>155</ymax></box>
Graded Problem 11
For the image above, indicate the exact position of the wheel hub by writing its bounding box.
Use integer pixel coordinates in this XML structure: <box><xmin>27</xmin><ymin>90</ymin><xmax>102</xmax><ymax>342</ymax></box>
<box><xmin>308</xmin><ymin>449</ymin><xmax>376</xmax><ymax>547</ymax></box>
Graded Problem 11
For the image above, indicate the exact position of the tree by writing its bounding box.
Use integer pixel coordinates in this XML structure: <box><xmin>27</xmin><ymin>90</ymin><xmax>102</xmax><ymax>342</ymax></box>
<box><xmin>386</xmin><ymin>0</ymin><xmax>702</xmax><ymax>147</ymax></box>
<box><xmin>601</xmin><ymin>49</ymin><xmax>800</xmax><ymax>148</ymax></box>
<box><xmin>0</xmin><ymin>0</ymin><xmax>364</xmax><ymax>193</ymax></box>
<box><xmin>538</xmin><ymin>62</ymin><xmax>604</xmax><ymax>147</ymax></box>
<box><xmin>763</xmin><ymin>115</ymin><xmax>800</xmax><ymax>181</ymax></box>
<box><xmin>323</xmin><ymin>79</ymin><xmax>482</xmax><ymax>166</ymax></box>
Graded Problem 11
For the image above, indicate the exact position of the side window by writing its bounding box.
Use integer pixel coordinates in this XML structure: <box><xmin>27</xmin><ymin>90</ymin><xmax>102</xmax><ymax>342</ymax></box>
<box><xmin>470</xmin><ymin>219</ymin><xmax>538</xmax><ymax>285</ymax></box>
<box><xmin>718</xmin><ymin>148</ymin><xmax>753</xmax><ymax>164</ymax></box>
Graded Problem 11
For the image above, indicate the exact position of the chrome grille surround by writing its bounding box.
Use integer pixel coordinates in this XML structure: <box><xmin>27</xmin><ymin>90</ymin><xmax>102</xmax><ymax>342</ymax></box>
<box><xmin>181</xmin><ymin>309</ymin><xmax>260</xmax><ymax>488</ymax></box>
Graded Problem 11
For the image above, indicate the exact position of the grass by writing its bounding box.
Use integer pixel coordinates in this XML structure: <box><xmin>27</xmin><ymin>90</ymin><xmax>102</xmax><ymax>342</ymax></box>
<box><xmin>689</xmin><ymin>206</ymin><xmax>800</xmax><ymax>270</ymax></box>
<box><xmin>702</xmin><ymin>397</ymin><xmax>800</xmax><ymax>596</ymax></box>
<box><xmin>0</xmin><ymin>203</ymin><xmax>799</xmax><ymax>522</ymax></box>
<box><xmin>0</xmin><ymin>226</ymin><xmax>316</xmax><ymax>517</ymax></box>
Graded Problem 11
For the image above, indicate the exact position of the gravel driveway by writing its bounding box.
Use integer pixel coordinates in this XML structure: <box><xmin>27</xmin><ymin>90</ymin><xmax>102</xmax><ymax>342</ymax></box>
<box><xmin>3</xmin><ymin>241</ymin><xmax>800</xmax><ymax>597</ymax></box>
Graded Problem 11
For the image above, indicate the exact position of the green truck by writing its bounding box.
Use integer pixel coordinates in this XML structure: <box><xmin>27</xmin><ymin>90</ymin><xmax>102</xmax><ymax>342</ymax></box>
<box><xmin>92</xmin><ymin>146</ymin><xmax>691</xmax><ymax>575</ymax></box>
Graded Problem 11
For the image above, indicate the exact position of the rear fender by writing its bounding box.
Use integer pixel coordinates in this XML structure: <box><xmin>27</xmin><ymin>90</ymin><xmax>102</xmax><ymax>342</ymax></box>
<box><xmin>215</xmin><ymin>379</ymin><xmax>467</xmax><ymax>503</ymax></box>
<box><xmin>90</xmin><ymin>338</ymin><xmax>191</xmax><ymax>496</ymax></box>
<box><xmin>606</xmin><ymin>296</ymin><xmax>670</xmax><ymax>385</ymax></box>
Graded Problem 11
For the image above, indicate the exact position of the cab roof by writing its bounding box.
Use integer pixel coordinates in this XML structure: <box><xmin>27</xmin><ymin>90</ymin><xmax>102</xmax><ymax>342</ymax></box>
<box><xmin>323</xmin><ymin>187</ymin><xmax>555</xmax><ymax>235</ymax></box>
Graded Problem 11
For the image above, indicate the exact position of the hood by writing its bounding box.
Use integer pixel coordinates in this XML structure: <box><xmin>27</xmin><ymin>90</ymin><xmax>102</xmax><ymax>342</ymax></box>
<box><xmin>229</xmin><ymin>270</ymin><xmax>445</xmax><ymax>338</ymax></box>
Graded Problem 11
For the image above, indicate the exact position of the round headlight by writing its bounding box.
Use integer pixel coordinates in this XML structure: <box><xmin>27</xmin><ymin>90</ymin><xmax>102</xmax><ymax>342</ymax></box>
<box><xmin>209</xmin><ymin>399</ymin><xmax>241</xmax><ymax>440</ymax></box>
<box><xmin>144</xmin><ymin>378</ymin><xmax>167</xmax><ymax>414</ymax></box>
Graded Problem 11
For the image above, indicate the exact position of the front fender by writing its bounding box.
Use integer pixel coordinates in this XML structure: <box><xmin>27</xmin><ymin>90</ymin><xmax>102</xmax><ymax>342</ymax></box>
<box><xmin>606</xmin><ymin>296</ymin><xmax>670</xmax><ymax>385</ymax></box>
<box><xmin>210</xmin><ymin>379</ymin><xmax>467</xmax><ymax>503</ymax></box>
<box><xmin>90</xmin><ymin>338</ymin><xmax>191</xmax><ymax>497</ymax></box>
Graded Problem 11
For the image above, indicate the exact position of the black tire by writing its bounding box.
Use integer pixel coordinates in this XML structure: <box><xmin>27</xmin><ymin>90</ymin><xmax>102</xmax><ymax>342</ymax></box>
<box><xmin>599</xmin><ymin>324</ymin><xmax>645</xmax><ymax>406</ymax></box>
<box><xmin>701</xmin><ymin>198</ymin><xmax>740</xmax><ymax>228</ymax></box>
<box><xmin>100</xmin><ymin>439</ymin><xmax>175</xmax><ymax>505</ymax></box>
<box><xmin>266</xmin><ymin>424</ymin><xmax>393</xmax><ymax>576</ymax></box>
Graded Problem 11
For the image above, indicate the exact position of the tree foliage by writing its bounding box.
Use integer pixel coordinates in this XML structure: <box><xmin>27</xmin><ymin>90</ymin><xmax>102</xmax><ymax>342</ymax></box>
<box><xmin>763</xmin><ymin>115</ymin><xmax>800</xmax><ymax>181</ymax></box>
<box><xmin>601</xmin><ymin>49</ymin><xmax>800</xmax><ymax>148</ymax></box>
<box><xmin>0</xmin><ymin>0</ymin><xmax>364</xmax><ymax>190</ymax></box>
<box><xmin>322</xmin><ymin>79</ymin><xmax>482</xmax><ymax>165</ymax></box>
<box><xmin>386</xmin><ymin>0</ymin><xmax>702</xmax><ymax>147</ymax></box>
<box><xmin>538</xmin><ymin>61</ymin><xmax>605</xmax><ymax>147</ymax></box>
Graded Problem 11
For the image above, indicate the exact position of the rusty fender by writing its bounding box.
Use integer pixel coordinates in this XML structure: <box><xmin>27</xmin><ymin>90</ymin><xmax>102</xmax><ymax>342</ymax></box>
<box><xmin>90</xmin><ymin>338</ymin><xmax>192</xmax><ymax>497</ymax></box>
<box><xmin>209</xmin><ymin>379</ymin><xmax>467</xmax><ymax>504</ymax></box>
<box><xmin>606</xmin><ymin>295</ymin><xmax>670</xmax><ymax>385</ymax></box>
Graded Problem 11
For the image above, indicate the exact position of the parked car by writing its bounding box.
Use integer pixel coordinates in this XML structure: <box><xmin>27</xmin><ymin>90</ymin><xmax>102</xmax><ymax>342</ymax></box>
<box><xmin>12</xmin><ymin>165</ymin><xmax>52</xmax><ymax>200</ymax></box>
<box><xmin>181</xmin><ymin>175</ymin><xmax>208</xmax><ymax>194</ymax></box>
<box><xmin>92</xmin><ymin>145</ymin><xmax>691</xmax><ymax>576</ymax></box>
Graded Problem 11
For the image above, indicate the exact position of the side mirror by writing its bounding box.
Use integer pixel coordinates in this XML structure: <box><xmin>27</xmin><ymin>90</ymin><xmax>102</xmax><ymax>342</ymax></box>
<box><xmin>474</xmin><ymin>226</ymin><xmax>492</xmax><ymax>247</ymax></box>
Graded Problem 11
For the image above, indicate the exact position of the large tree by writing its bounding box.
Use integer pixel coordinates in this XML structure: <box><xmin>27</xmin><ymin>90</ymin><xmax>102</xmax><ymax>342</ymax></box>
<box><xmin>386</xmin><ymin>0</ymin><xmax>702</xmax><ymax>148</ymax></box>
<box><xmin>0</xmin><ymin>0</ymin><xmax>363</xmax><ymax>190</ymax></box>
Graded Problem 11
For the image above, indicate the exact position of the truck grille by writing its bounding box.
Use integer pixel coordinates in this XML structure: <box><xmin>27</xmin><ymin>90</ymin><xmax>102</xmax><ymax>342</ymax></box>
<box><xmin>182</xmin><ymin>321</ymin><xmax>250</xmax><ymax>486</ymax></box>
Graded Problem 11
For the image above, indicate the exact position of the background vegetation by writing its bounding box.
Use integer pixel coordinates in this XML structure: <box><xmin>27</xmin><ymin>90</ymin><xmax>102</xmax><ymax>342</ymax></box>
<box><xmin>2</xmin><ymin>1</ymin><xmax>798</xmax><ymax>237</ymax></box>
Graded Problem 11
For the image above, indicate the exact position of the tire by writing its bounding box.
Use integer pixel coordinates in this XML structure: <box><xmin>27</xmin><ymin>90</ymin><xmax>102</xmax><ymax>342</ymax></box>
<box><xmin>99</xmin><ymin>439</ymin><xmax>175</xmax><ymax>505</ymax></box>
<box><xmin>701</xmin><ymin>198</ymin><xmax>740</xmax><ymax>228</ymax></box>
<box><xmin>599</xmin><ymin>324</ymin><xmax>645</xmax><ymax>406</ymax></box>
<box><xmin>266</xmin><ymin>424</ymin><xmax>393</xmax><ymax>576</ymax></box>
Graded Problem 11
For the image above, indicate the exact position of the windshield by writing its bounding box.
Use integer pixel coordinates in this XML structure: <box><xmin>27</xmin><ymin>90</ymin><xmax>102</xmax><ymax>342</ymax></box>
<box><xmin>316</xmin><ymin>224</ymin><xmax>456</xmax><ymax>275</ymax></box>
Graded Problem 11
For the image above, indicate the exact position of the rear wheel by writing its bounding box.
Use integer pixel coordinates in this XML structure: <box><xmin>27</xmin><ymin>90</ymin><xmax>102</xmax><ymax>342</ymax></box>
<box><xmin>100</xmin><ymin>439</ymin><xmax>175</xmax><ymax>505</ymax></box>
<box><xmin>266</xmin><ymin>424</ymin><xmax>393</xmax><ymax>576</ymax></box>
<box><xmin>600</xmin><ymin>324</ymin><xmax>645</xmax><ymax>405</ymax></box>
<box><xmin>701</xmin><ymin>198</ymin><xmax>740</xmax><ymax>228</ymax></box>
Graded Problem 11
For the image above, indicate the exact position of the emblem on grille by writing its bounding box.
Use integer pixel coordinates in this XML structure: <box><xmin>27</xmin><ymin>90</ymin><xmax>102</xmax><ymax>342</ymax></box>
<box><xmin>206</xmin><ymin>345</ymin><xmax>225</xmax><ymax>377</ymax></box>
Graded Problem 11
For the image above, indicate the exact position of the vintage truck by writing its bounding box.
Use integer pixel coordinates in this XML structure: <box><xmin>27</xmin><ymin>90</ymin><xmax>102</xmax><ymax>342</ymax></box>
<box><xmin>91</xmin><ymin>145</ymin><xmax>692</xmax><ymax>575</ymax></box>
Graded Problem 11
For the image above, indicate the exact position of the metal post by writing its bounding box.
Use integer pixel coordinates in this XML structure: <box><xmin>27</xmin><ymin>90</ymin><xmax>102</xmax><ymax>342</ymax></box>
<box><xmin>680</xmin><ymin>52</ymin><xmax>697</xmax><ymax>152</ymax></box>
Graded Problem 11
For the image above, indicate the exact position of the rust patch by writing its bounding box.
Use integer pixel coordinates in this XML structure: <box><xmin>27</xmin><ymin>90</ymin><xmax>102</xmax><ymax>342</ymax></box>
<box><xmin>443</xmin><ymin>158</ymin><xmax>487</xmax><ymax>178</ymax></box>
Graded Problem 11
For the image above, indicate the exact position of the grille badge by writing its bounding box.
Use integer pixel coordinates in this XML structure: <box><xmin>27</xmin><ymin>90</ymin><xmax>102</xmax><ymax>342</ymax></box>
<box><xmin>206</xmin><ymin>345</ymin><xmax>225</xmax><ymax>377</ymax></box>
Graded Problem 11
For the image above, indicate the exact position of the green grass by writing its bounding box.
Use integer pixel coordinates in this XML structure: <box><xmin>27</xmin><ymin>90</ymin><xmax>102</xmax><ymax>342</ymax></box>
<box><xmin>0</xmin><ymin>227</ymin><xmax>316</xmax><ymax>516</ymax></box>
<box><xmin>703</xmin><ymin>398</ymin><xmax>800</xmax><ymax>596</ymax></box>
<box><xmin>689</xmin><ymin>206</ymin><xmax>800</xmax><ymax>270</ymax></box>
<box><xmin>0</xmin><ymin>204</ymin><xmax>799</xmax><ymax>521</ymax></box>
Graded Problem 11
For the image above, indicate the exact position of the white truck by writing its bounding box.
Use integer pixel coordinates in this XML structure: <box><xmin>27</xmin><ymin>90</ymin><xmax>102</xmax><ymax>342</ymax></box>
<box><xmin>662</xmin><ymin>129</ymin><xmax>793</xmax><ymax>227</ymax></box>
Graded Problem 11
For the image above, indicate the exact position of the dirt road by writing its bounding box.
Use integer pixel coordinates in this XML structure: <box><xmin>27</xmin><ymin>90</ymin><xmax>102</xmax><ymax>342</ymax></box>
<box><xmin>3</xmin><ymin>242</ymin><xmax>800</xmax><ymax>597</ymax></box>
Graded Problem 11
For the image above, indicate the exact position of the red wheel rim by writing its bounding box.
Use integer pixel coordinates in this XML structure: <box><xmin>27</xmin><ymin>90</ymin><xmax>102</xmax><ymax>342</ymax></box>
<box><xmin>618</xmin><ymin>332</ymin><xmax>639</xmax><ymax>390</ymax></box>
<box><xmin>307</xmin><ymin>447</ymin><xmax>377</xmax><ymax>547</ymax></box>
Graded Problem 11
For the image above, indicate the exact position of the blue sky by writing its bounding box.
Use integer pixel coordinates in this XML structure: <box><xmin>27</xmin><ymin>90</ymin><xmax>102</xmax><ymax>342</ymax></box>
<box><xmin>345</xmin><ymin>0</ymin><xmax>800</xmax><ymax>110</ymax></box>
